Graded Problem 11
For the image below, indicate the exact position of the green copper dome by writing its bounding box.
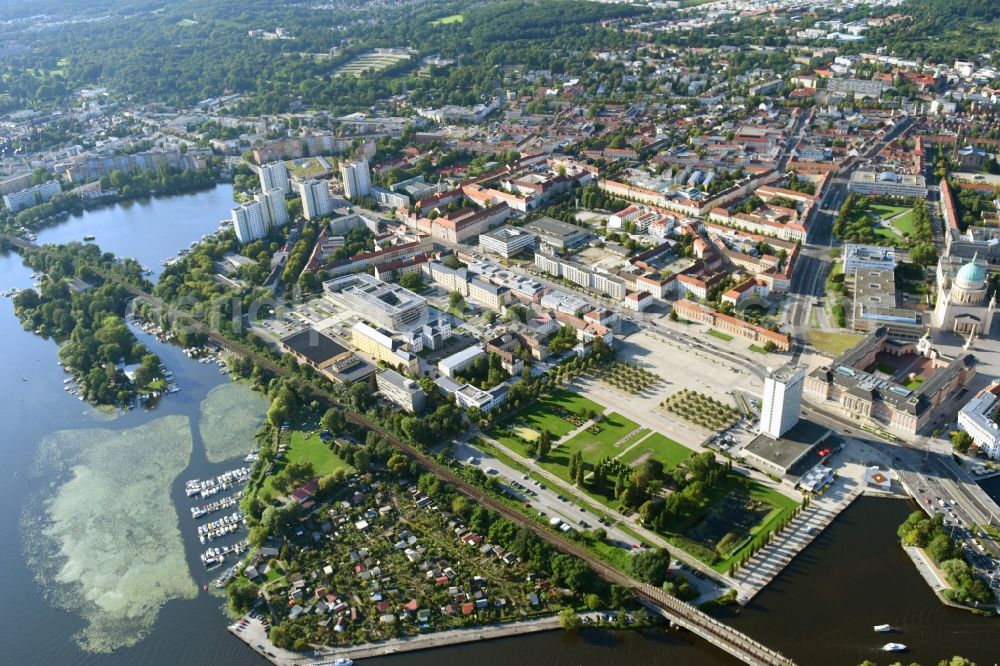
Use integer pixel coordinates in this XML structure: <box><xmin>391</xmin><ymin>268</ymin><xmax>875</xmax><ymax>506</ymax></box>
<box><xmin>957</xmin><ymin>259</ymin><xmax>987</xmax><ymax>285</ymax></box>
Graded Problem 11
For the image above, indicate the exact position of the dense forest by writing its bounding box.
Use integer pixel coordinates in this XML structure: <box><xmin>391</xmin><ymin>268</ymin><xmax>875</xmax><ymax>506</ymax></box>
<box><xmin>12</xmin><ymin>242</ymin><xmax>163</xmax><ymax>406</ymax></box>
<box><xmin>0</xmin><ymin>0</ymin><xmax>647</xmax><ymax>114</ymax></box>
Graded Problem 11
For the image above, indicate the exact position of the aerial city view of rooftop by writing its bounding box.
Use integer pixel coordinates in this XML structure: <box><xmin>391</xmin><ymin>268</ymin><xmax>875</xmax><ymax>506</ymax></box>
<box><xmin>3</xmin><ymin>0</ymin><xmax>1000</xmax><ymax>665</ymax></box>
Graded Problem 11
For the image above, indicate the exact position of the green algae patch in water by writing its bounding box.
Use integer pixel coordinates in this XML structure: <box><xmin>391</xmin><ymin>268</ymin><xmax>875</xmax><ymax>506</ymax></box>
<box><xmin>22</xmin><ymin>415</ymin><xmax>198</xmax><ymax>653</ymax></box>
<box><xmin>198</xmin><ymin>382</ymin><xmax>269</xmax><ymax>463</ymax></box>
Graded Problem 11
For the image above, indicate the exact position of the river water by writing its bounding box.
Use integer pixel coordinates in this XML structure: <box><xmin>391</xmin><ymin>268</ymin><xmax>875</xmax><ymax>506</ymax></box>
<box><xmin>1</xmin><ymin>188</ymin><xmax>998</xmax><ymax>665</ymax></box>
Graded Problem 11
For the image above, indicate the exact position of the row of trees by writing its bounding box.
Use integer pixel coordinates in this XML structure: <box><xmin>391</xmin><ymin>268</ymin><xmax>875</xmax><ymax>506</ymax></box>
<box><xmin>898</xmin><ymin>511</ymin><xmax>992</xmax><ymax>604</ymax></box>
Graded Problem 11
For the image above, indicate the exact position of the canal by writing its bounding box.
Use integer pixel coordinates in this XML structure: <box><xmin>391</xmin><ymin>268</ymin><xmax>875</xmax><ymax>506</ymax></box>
<box><xmin>0</xmin><ymin>188</ymin><xmax>997</xmax><ymax>665</ymax></box>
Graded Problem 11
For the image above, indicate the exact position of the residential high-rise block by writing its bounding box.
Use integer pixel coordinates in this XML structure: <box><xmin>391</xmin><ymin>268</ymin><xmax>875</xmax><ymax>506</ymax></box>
<box><xmin>299</xmin><ymin>179</ymin><xmax>334</xmax><ymax>220</ymax></box>
<box><xmin>258</xmin><ymin>161</ymin><xmax>290</xmax><ymax>195</ymax></box>
<box><xmin>232</xmin><ymin>201</ymin><xmax>267</xmax><ymax>244</ymax></box>
<box><xmin>759</xmin><ymin>365</ymin><xmax>804</xmax><ymax>439</ymax></box>
<box><xmin>340</xmin><ymin>158</ymin><xmax>371</xmax><ymax>199</ymax></box>
<box><xmin>256</xmin><ymin>187</ymin><xmax>289</xmax><ymax>229</ymax></box>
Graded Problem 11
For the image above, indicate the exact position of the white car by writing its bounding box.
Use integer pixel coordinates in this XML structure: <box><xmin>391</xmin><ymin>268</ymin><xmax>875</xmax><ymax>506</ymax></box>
<box><xmin>467</xmin><ymin>457</ymin><xmax>479</xmax><ymax>465</ymax></box>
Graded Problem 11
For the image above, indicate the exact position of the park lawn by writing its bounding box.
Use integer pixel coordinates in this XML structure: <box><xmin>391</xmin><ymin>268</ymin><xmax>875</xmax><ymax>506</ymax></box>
<box><xmin>887</xmin><ymin>208</ymin><xmax>916</xmax><ymax>236</ymax></box>
<box><xmin>488</xmin><ymin>387</ymin><xmax>605</xmax><ymax>456</ymax></box>
<box><xmin>707</xmin><ymin>329</ymin><xmax>734</xmax><ymax>342</ymax></box>
<box><xmin>264</xmin><ymin>429</ymin><xmax>352</xmax><ymax>495</ymax></box>
<box><xmin>809</xmin><ymin>329</ymin><xmax>863</xmax><ymax>356</ymax></box>
<box><xmin>561</xmin><ymin>412</ymin><xmax>640</xmax><ymax>454</ymax></box>
<box><xmin>514</xmin><ymin>387</ymin><xmax>604</xmax><ymax>438</ymax></box>
<box><xmin>748</xmin><ymin>344</ymin><xmax>770</xmax><ymax>355</ymax></box>
<box><xmin>904</xmin><ymin>377</ymin><xmax>925</xmax><ymax>390</ymax></box>
<box><xmin>430</xmin><ymin>13</ymin><xmax>464</xmax><ymax>24</ymax></box>
<box><xmin>620</xmin><ymin>432</ymin><xmax>693</xmax><ymax>470</ymax></box>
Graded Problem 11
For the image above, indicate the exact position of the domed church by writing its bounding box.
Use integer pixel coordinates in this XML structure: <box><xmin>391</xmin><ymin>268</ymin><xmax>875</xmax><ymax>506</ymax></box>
<box><xmin>931</xmin><ymin>254</ymin><xmax>996</xmax><ymax>337</ymax></box>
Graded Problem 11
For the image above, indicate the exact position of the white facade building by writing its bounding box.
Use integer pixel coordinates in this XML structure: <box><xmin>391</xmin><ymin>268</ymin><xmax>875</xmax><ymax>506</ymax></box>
<box><xmin>340</xmin><ymin>158</ymin><xmax>372</xmax><ymax>199</ymax></box>
<box><xmin>255</xmin><ymin>187</ymin><xmax>289</xmax><ymax>229</ymax></box>
<box><xmin>759</xmin><ymin>365</ymin><xmax>805</xmax><ymax>439</ymax></box>
<box><xmin>232</xmin><ymin>201</ymin><xmax>268</xmax><ymax>244</ymax></box>
<box><xmin>299</xmin><ymin>179</ymin><xmax>334</xmax><ymax>220</ymax></box>
<box><xmin>958</xmin><ymin>382</ymin><xmax>1000</xmax><ymax>459</ymax></box>
<box><xmin>843</xmin><ymin>244</ymin><xmax>896</xmax><ymax>275</ymax></box>
<box><xmin>2</xmin><ymin>180</ymin><xmax>62</xmax><ymax>212</ymax></box>
<box><xmin>258</xmin><ymin>161</ymin><xmax>291</xmax><ymax>195</ymax></box>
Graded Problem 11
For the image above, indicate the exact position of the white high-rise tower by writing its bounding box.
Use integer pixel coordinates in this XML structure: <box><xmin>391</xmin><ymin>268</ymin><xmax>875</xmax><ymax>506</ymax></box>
<box><xmin>759</xmin><ymin>365</ymin><xmax>804</xmax><ymax>439</ymax></box>
<box><xmin>340</xmin><ymin>158</ymin><xmax>371</xmax><ymax>199</ymax></box>
<box><xmin>256</xmin><ymin>187</ymin><xmax>289</xmax><ymax>228</ymax></box>
<box><xmin>258</xmin><ymin>161</ymin><xmax>291</xmax><ymax>195</ymax></box>
<box><xmin>232</xmin><ymin>202</ymin><xmax>267</xmax><ymax>244</ymax></box>
<box><xmin>299</xmin><ymin>179</ymin><xmax>334</xmax><ymax>220</ymax></box>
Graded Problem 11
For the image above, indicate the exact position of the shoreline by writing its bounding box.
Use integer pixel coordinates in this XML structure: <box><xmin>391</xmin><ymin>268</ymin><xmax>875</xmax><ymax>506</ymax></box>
<box><xmin>230</xmin><ymin>613</ymin><xmax>573</xmax><ymax>665</ymax></box>
<box><xmin>903</xmin><ymin>545</ymin><xmax>996</xmax><ymax>615</ymax></box>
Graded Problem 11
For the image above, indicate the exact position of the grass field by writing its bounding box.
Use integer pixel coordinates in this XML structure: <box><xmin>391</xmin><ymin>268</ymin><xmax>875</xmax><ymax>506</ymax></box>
<box><xmin>264</xmin><ymin>428</ymin><xmax>352</xmax><ymax>495</ymax></box>
<box><xmin>560</xmin><ymin>412</ymin><xmax>640</xmax><ymax>456</ymax></box>
<box><xmin>853</xmin><ymin>203</ymin><xmax>914</xmax><ymax>240</ymax></box>
<box><xmin>620</xmin><ymin>432</ymin><xmax>692</xmax><ymax>470</ymax></box>
<box><xmin>904</xmin><ymin>377</ymin><xmax>925</xmax><ymax>390</ymax></box>
<box><xmin>537</xmin><ymin>411</ymin><xmax>640</xmax><ymax>485</ymax></box>
<box><xmin>489</xmin><ymin>387</ymin><xmax>604</xmax><ymax>456</ymax></box>
<box><xmin>748</xmin><ymin>344</ymin><xmax>770</xmax><ymax>355</ymax></box>
<box><xmin>874</xmin><ymin>362</ymin><xmax>897</xmax><ymax>375</ymax></box>
<box><xmin>707</xmin><ymin>329</ymin><xmax>734</xmax><ymax>342</ymax></box>
<box><xmin>430</xmin><ymin>13</ymin><xmax>464</xmax><ymax>25</ymax></box>
<box><xmin>809</xmin><ymin>329</ymin><xmax>863</xmax><ymax>356</ymax></box>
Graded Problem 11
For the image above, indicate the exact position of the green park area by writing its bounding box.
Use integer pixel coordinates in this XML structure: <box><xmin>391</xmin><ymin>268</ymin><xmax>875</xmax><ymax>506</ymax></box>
<box><xmin>682</xmin><ymin>479</ymin><xmax>800</xmax><ymax>573</ymax></box>
<box><xmin>707</xmin><ymin>329</ymin><xmax>734</xmax><ymax>342</ymax></box>
<box><xmin>537</xmin><ymin>412</ymin><xmax>641</xmax><ymax>483</ymax></box>
<box><xmin>489</xmin><ymin>387</ymin><xmax>604</xmax><ymax>456</ymax></box>
<box><xmin>263</xmin><ymin>419</ymin><xmax>352</xmax><ymax>496</ymax></box>
<box><xmin>430</xmin><ymin>13</ymin><xmax>464</xmax><ymax>25</ymax></box>
<box><xmin>619</xmin><ymin>432</ymin><xmax>692</xmax><ymax>470</ymax></box>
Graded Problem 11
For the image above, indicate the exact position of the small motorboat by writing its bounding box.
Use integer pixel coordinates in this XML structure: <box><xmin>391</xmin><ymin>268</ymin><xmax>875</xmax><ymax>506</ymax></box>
<box><xmin>882</xmin><ymin>643</ymin><xmax>907</xmax><ymax>652</ymax></box>
<box><xmin>874</xmin><ymin>624</ymin><xmax>893</xmax><ymax>633</ymax></box>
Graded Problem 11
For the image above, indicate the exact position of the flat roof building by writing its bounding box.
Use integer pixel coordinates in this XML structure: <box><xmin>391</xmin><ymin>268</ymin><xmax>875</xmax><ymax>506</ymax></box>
<box><xmin>843</xmin><ymin>244</ymin><xmax>896</xmax><ymax>275</ymax></box>
<box><xmin>437</xmin><ymin>345</ymin><xmax>485</xmax><ymax>379</ymax></box>
<box><xmin>759</xmin><ymin>365</ymin><xmax>805</xmax><ymax>439</ymax></box>
<box><xmin>479</xmin><ymin>226</ymin><xmax>538</xmax><ymax>258</ymax></box>
<box><xmin>375</xmin><ymin>369</ymin><xmax>426</xmax><ymax>413</ymax></box>
<box><xmin>323</xmin><ymin>273</ymin><xmax>428</xmax><ymax>333</ymax></box>
<box><xmin>523</xmin><ymin>216</ymin><xmax>593</xmax><ymax>250</ymax></box>
<box><xmin>279</xmin><ymin>328</ymin><xmax>375</xmax><ymax>384</ymax></box>
<box><xmin>852</xmin><ymin>268</ymin><xmax>923</xmax><ymax>340</ymax></box>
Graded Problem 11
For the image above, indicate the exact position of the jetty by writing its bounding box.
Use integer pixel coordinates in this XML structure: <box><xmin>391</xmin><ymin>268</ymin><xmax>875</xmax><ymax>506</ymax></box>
<box><xmin>191</xmin><ymin>491</ymin><xmax>243</xmax><ymax>519</ymax></box>
<box><xmin>185</xmin><ymin>466</ymin><xmax>252</xmax><ymax>499</ymax></box>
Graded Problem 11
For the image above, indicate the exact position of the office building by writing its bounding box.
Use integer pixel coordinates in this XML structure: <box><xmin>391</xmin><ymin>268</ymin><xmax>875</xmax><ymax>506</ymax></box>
<box><xmin>340</xmin><ymin>158</ymin><xmax>372</xmax><ymax>199</ymax></box>
<box><xmin>232</xmin><ymin>201</ymin><xmax>267</xmax><ymax>244</ymax></box>
<box><xmin>255</xmin><ymin>187</ymin><xmax>289</xmax><ymax>229</ymax></box>
<box><xmin>479</xmin><ymin>226</ymin><xmax>538</xmax><ymax>258</ymax></box>
<box><xmin>847</xmin><ymin>171</ymin><xmax>927</xmax><ymax>198</ymax></box>
<box><xmin>759</xmin><ymin>365</ymin><xmax>805</xmax><ymax>439</ymax></box>
<box><xmin>843</xmin><ymin>244</ymin><xmax>896</xmax><ymax>275</ymax></box>
<box><xmin>3</xmin><ymin>180</ymin><xmax>62</xmax><ymax>213</ymax></box>
<box><xmin>299</xmin><ymin>179</ymin><xmax>334</xmax><ymax>220</ymax></box>
<box><xmin>323</xmin><ymin>273</ymin><xmax>427</xmax><ymax>332</ymax></box>
<box><xmin>258</xmin><ymin>161</ymin><xmax>291</xmax><ymax>195</ymax></box>
<box><xmin>852</xmin><ymin>268</ymin><xmax>923</xmax><ymax>340</ymax></box>
<box><xmin>375</xmin><ymin>369</ymin><xmax>426</xmax><ymax>413</ymax></box>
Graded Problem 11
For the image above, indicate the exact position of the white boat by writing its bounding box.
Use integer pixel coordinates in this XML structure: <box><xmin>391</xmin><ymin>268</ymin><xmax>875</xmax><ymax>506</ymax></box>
<box><xmin>882</xmin><ymin>643</ymin><xmax>907</xmax><ymax>652</ymax></box>
<box><xmin>874</xmin><ymin>624</ymin><xmax>893</xmax><ymax>632</ymax></box>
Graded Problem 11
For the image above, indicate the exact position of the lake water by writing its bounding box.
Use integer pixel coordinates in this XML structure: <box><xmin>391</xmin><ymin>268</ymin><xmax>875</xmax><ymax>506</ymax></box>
<box><xmin>2</xmin><ymin>189</ymin><xmax>998</xmax><ymax>665</ymax></box>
